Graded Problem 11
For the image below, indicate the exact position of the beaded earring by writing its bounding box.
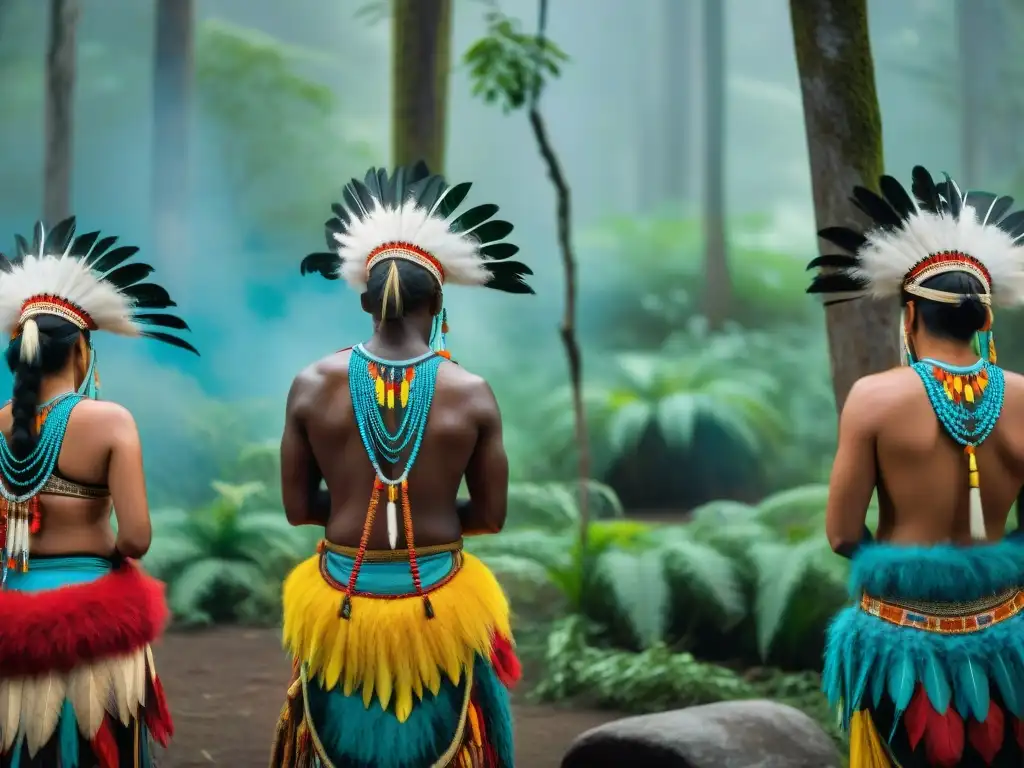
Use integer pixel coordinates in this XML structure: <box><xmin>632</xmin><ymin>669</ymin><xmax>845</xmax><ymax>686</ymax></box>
<box><xmin>77</xmin><ymin>344</ymin><xmax>100</xmax><ymax>400</ymax></box>
<box><xmin>900</xmin><ymin>307</ymin><xmax>917</xmax><ymax>366</ymax></box>
<box><xmin>430</xmin><ymin>308</ymin><xmax>451</xmax><ymax>360</ymax></box>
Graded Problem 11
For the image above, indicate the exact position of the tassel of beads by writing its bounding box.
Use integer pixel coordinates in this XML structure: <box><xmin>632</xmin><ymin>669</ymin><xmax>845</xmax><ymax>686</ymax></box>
<box><xmin>401</xmin><ymin>480</ymin><xmax>434</xmax><ymax>619</ymax></box>
<box><xmin>965</xmin><ymin>445</ymin><xmax>987</xmax><ymax>540</ymax></box>
<box><xmin>339</xmin><ymin>478</ymin><xmax>382</xmax><ymax>620</ymax></box>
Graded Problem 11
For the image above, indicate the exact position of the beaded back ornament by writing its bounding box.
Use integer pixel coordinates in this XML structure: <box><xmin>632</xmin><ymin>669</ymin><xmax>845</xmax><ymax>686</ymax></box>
<box><xmin>0</xmin><ymin>218</ymin><xmax>198</xmax><ymax>583</ymax></box>
<box><xmin>340</xmin><ymin>345</ymin><xmax>443</xmax><ymax>620</ymax></box>
<box><xmin>807</xmin><ymin>166</ymin><xmax>1024</xmax><ymax>540</ymax></box>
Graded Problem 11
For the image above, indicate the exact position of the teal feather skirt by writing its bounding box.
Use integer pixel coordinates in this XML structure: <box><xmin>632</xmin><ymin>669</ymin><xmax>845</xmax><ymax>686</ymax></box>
<box><xmin>824</xmin><ymin>540</ymin><xmax>1024</xmax><ymax>766</ymax></box>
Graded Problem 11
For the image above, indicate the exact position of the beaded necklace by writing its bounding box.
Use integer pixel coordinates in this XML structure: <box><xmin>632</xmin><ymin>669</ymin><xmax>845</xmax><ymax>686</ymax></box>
<box><xmin>0</xmin><ymin>391</ymin><xmax>83</xmax><ymax>583</ymax></box>
<box><xmin>911</xmin><ymin>358</ymin><xmax>1004</xmax><ymax>538</ymax></box>
<box><xmin>343</xmin><ymin>344</ymin><xmax>444</xmax><ymax>619</ymax></box>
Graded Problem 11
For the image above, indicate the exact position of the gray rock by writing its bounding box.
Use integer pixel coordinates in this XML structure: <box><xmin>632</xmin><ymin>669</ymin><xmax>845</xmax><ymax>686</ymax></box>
<box><xmin>561</xmin><ymin>699</ymin><xmax>842</xmax><ymax>768</ymax></box>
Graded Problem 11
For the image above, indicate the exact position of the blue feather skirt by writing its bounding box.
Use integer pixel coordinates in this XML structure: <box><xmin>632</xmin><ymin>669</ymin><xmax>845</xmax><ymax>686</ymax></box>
<box><xmin>824</xmin><ymin>540</ymin><xmax>1024</xmax><ymax>766</ymax></box>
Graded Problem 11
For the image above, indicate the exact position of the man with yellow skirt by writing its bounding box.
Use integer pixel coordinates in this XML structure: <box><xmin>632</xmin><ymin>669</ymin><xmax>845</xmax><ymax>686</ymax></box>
<box><xmin>271</xmin><ymin>163</ymin><xmax>533</xmax><ymax>767</ymax></box>
<box><xmin>808</xmin><ymin>166</ymin><xmax>1024</xmax><ymax>767</ymax></box>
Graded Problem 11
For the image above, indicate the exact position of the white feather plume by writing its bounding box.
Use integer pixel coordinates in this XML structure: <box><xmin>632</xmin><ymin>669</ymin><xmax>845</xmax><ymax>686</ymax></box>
<box><xmin>0</xmin><ymin>255</ymin><xmax>139</xmax><ymax>338</ymax></box>
<box><xmin>333</xmin><ymin>200</ymin><xmax>492</xmax><ymax>291</ymax></box>
<box><xmin>853</xmin><ymin>205</ymin><xmax>1024</xmax><ymax>307</ymax></box>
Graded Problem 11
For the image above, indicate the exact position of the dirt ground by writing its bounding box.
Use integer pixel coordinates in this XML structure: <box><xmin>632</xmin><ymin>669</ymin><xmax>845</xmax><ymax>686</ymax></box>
<box><xmin>153</xmin><ymin>627</ymin><xmax>620</xmax><ymax>768</ymax></box>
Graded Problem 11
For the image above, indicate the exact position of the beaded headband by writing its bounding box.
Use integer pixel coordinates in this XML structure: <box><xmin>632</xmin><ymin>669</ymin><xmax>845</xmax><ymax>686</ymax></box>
<box><xmin>17</xmin><ymin>295</ymin><xmax>96</xmax><ymax>333</ymax></box>
<box><xmin>365</xmin><ymin>243</ymin><xmax>445</xmax><ymax>285</ymax></box>
<box><xmin>903</xmin><ymin>253</ymin><xmax>992</xmax><ymax>306</ymax></box>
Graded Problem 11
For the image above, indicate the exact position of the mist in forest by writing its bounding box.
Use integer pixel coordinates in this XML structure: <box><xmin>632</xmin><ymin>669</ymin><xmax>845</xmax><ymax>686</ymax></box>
<box><xmin>0</xmin><ymin>0</ymin><xmax>1008</xmax><ymax>502</ymax></box>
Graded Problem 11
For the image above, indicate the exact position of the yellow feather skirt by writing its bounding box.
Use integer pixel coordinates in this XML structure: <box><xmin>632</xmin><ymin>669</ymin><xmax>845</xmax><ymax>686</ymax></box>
<box><xmin>281</xmin><ymin>551</ymin><xmax>512</xmax><ymax>724</ymax></box>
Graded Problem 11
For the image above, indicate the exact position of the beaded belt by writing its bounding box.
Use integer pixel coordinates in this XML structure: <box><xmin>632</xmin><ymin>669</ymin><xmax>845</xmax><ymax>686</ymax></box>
<box><xmin>318</xmin><ymin>538</ymin><xmax>463</xmax><ymax>563</ymax></box>
<box><xmin>859</xmin><ymin>588</ymin><xmax>1024</xmax><ymax>634</ymax></box>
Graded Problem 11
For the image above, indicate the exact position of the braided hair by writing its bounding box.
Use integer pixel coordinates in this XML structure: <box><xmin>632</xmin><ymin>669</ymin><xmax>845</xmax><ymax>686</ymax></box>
<box><xmin>4</xmin><ymin>314</ymin><xmax>84</xmax><ymax>464</ymax></box>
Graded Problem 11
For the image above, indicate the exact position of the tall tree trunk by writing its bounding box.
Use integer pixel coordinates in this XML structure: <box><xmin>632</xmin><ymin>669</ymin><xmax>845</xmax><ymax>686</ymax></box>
<box><xmin>44</xmin><ymin>0</ymin><xmax>78</xmax><ymax>227</ymax></box>
<box><xmin>790</xmin><ymin>0</ymin><xmax>895</xmax><ymax>412</ymax></box>
<box><xmin>663</xmin><ymin>0</ymin><xmax>695</xmax><ymax>204</ymax></box>
<box><xmin>153</xmin><ymin>0</ymin><xmax>194</xmax><ymax>271</ymax></box>
<box><xmin>701</xmin><ymin>0</ymin><xmax>730</xmax><ymax>329</ymax></box>
<box><xmin>392</xmin><ymin>0</ymin><xmax>452</xmax><ymax>174</ymax></box>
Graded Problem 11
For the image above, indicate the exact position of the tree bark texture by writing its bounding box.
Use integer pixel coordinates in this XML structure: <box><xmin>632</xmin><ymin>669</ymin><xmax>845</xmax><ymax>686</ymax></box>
<box><xmin>701</xmin><ymin>0</ymin><xmax>731</xmax><ymax>329</ymax></box>
<box><xmin>392</xmin><ymin>0</ymin><xmax>452</xmax><ymax>175</ymax></box>
<box><xmin>44</xmin><ymin>0</ymin><xmax>79</xmax><ymax>228</ymax></box>
<box><xmin>790</xmin><ymin>0</ymin><xmax>896</xmax><ymax>412</ymax></box>
<box><xmin>153</xmin><ymin>0</ymin><xmax>194</xmax><ymax>270</ymax></box>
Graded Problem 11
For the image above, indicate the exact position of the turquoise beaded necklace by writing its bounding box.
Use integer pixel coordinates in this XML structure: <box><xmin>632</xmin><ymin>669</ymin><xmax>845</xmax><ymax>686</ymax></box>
<box><xmin>0</xmin><ymin>391</ymin><xmax>83</xmax><ymax>583</ymax></box>
<box><xmin>911</xmin><ymin>357</ymin><xmax>1003</xmax><ymax>539</ymax></box>
<box><xmin>340</xmin><ymin>344</ymin><xmax>444</xmax><ymax>620</ymax></box>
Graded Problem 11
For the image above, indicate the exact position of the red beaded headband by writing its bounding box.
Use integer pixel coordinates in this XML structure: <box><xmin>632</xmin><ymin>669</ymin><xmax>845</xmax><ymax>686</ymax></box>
<box><xmin>15</xmin><ymin>295</ymin><xmax>96</xmax><ymax>336</ymax></box>
<box><xmin>905</xmin><ymin>251</ymin><xmax>992</xmax><ymax>292</ymax></box>
<box><xmin>365</xmin><ymin>242</ymin><xmax>445</xmax><ymax>285</ymax></box>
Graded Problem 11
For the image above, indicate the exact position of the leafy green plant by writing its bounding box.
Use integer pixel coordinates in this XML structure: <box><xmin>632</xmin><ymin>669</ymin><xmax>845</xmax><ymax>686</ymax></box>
<box><xmin>535</xmin><ymin>614</ymin><xmax>845</xmax><ymax>749</ymax></box>
<box><xmin>463</xmin><ymin>10</ymin><xmax>568</xmax><ymax>113</ymax></box>
<box><xmin>144</xmin><ymin>481</ymin><xmax>311</xmax><ymax>625</ymax></box>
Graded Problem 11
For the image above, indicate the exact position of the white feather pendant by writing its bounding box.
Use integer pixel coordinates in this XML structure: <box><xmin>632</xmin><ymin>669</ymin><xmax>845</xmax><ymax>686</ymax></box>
<box><xmin>67</xmin><ymin>660</ymin><xmax>110</xmax><ymax>738</ymax></box>
<box><xmin>20</xmin><ymin>672</ymin><xmax>66</xmax><ymax>756</ymax></box>
<box><xmin>969</xmin><ymin>487</ymin><xmax>987</xmax><ymax>540</ymax></box>
<box><xmin>387</xmin><ymin>500</ymin><xmax>399</xmax><ymax>549</ymax></box>
<box><xmin>0</xmin><ymin>677</ymin><xmax>24</xmax><ymax>751</ymax></box>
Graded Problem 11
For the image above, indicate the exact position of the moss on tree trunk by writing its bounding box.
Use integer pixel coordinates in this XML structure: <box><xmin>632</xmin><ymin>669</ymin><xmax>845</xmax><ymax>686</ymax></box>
<box><xmin>392</xmin><ymin>0</ymin><xmax>452</xmax><ymax>174</ymax></box>
<box><xmin>790</xmin><ymin>0</ymin><xmax>895</xmax><ymax>412</ymax></box>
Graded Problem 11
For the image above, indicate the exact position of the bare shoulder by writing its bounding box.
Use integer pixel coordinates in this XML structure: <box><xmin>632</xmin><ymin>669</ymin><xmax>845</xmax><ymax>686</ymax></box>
<box><xmin>71</xmin><ymin>399</ymin><xmax>139</xmax><ymax>442</ymax></box>
<box><xmin>438</xmin><ymin>361</ymin><xmax>499</xmax><ymax>416</ymax></box>
<box><xmin>288</xmin><ymin>351</ymin><xmax>351</xmax><ymax>408</ymax></box>
<box><xmin>1000</xmin><ymin>368</ymin><xmax>1024</xmax><ymax>396</ymax></box>
<box><xmin>843</xmin><ymin>368</ymin><xmax>917</xmax><ymax>424</ymax></box>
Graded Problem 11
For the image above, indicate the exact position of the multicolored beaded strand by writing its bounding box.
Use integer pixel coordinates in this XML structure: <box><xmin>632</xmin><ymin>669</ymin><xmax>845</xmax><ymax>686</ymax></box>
<box><xmin>0</xmin><ymin>392</ymin><xmax>83</xmax><ymax>584</ymax></box>
<box><xmin>912</xmin><ymin>357</ymin><xmax>1005</xmax><ymax>539</ymax></box>
<box><xmin>344</xmin><ymin>344</ymin><xmax>444</xmax><ymax>619</ymax></box>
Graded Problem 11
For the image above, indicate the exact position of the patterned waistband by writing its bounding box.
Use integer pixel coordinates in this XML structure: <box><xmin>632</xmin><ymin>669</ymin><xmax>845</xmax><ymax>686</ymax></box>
<box><xmin>859</xmin><ymin>587</ymin><xmax>1024</xmax><ymax>634</ymax></box>
<box><xmin>317</xmin><ymin>538</ymin><xmax>463</xmax><ymax>563</ymax></box>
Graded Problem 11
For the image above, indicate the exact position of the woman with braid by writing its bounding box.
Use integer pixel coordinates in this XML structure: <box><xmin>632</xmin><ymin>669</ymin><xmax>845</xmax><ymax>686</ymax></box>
<box><xmin>809</xmin><ymin>167</ymin><xmax>1024</xmax><ymax>767</ymax></box>
<box><xmin>270</xmin><ymin>163</ymin><xmax>533</xmax><ymax>768</ymax></box>
<box><xmin>0</xmin><ymin>218</ymin><xmax>196</xmax><ymax>766</ymax></box>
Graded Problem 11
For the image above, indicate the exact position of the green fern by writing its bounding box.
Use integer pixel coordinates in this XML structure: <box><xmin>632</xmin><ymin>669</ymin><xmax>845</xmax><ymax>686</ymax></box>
<box><xmin>144</xmin><ymin>481</ymin><xmax>309</xmax><ymax>625</ymax></box>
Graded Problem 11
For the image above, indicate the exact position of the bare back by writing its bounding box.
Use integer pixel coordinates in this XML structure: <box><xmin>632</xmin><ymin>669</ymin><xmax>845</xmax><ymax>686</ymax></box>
<box><xmin>0</xmin><ymin>398</ymin><xmax>148</xmax><ymax>557</ymax></box>
<box><xmin>866</xmin><ymin>367</ymin><xmax>1024</xmax><ymax>544</ymax></box>
<box><xmin>290</xmin><ymin>350</ymin><xmax>501</xmax><ymax>549</ymax></box>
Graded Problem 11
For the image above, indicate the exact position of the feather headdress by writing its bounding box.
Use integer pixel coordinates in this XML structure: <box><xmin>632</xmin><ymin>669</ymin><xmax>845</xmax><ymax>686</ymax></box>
<box><xmin>0</xmin><ymin>217</ymin><xmax>198</xmax><ymax>357</ymax></box>
<box><xmin>807</xmin><ymin>166</ymin><xmax>1024</xmax><ymax>308</ymax></box>
<box><xmin>301</xmin><ymin>162</ymin><xmax>534</xmax><ymax>295</ymax></box>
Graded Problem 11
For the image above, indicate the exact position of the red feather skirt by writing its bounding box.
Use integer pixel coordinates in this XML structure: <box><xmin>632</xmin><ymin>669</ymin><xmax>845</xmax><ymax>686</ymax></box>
<box><xmin>0</xmin><ymin>560</ymin><xmax>174</xmax><ymax>767</ymax></box>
